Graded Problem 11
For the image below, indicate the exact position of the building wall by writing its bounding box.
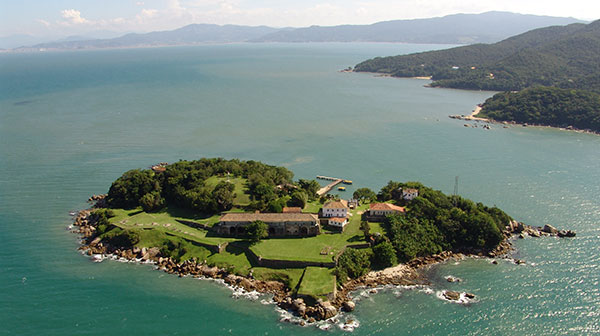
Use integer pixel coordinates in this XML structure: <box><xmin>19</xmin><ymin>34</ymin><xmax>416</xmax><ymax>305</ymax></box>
<box><xmin>217</xmin><ymin>220</ymin><xmax>319</xmax><ymax>237</ymax></box>
<box><xmin>323</xmin><ymin>207</ymin><xmax>348</xmax><ymax>218</ymax></box>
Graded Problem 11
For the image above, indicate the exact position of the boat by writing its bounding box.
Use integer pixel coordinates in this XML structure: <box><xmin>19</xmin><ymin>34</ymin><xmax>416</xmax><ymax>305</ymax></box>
<box><xmin>338</xmin><ymin>186</ymin><xmax>346</xmax><ymax>191</ymax></box>
<box><xmin>342</xmin><ymin>180</ymin><xmax>353</xmax><ymax>184</ymax></box>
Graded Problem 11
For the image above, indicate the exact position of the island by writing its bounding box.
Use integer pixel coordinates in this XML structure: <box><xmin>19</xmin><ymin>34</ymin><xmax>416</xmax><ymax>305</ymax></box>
<box><xmin>72</xmin><ymin>158</ymin><xmax>575</xmax><ymax>325</ymax></box>
<box><xmin>353</xmin><ymin>19</ymin><xmax>600</xmax><ymax>133</ymax></box>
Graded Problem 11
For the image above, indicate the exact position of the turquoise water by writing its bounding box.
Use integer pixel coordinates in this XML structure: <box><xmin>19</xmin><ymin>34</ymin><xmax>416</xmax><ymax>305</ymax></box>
<box><xmin>1</xmin><ymin>43</ymin><xmax>599</xmax><ymax>335</ymax></box>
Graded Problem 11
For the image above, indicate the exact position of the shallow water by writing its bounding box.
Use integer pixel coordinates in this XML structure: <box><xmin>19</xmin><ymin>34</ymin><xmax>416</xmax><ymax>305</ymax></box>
<box><xmin>1</xmin><ymin>43</ymin><xmax>599</xmax><ymax>335</ymax></box>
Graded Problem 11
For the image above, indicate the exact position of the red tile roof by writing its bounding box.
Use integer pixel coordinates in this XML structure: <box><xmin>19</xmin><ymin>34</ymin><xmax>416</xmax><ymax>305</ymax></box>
<box><xmin>282</xmin><ymin>207</ymin><xmax>302</xmax><ymax>213</ymax></box>
<box><xmin>328</xmin><ymin>217</ymin><xmax>348</xmax><ymax>223</ymax></box>
<box><xmin>369</xmin><ymin>203</ymin><xmax>405</xmax><ymax>212</ymax></box>
<box><xmin>323</xmin><ymin>200</ymin><xmax>348</xmax><ymax>209</ymax></box>
<box><xmin>220</xmin><ymin>213</ymin><xmax>319</xmax><ymax>223</ymax></box>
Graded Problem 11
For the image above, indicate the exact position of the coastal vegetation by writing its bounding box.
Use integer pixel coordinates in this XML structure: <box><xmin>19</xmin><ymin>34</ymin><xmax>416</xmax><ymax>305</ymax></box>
<box><xmin>354</xmin><ymin>20</ymin><xmax>600</xmax><ymax>131</ymax></box>
<box><xmin>479</xmin><ymin>87</ymin><xmax>600</xmax><ymax>132</ymax></box>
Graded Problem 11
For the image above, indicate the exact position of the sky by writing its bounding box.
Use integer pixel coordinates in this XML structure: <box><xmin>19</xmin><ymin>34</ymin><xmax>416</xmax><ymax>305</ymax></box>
<box><xmin>0</xmin><ymin>0</ymin><xmax>598</xmax><ymax>38</ymax></box>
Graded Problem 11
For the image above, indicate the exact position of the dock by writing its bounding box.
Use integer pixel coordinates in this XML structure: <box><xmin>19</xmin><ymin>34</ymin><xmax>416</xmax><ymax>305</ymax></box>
<box><xmin>316</xmin><ymin>176</ymin><xmax>346</xmax><ymax>196</ymax></box>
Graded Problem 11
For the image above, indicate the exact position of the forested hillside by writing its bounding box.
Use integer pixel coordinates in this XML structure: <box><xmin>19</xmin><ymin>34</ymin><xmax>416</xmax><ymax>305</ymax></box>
<box><xmin>354</xmin><ymin>20</ymin><xmax>600</xmax><ymax>92</ymax></box>
<box><xmin>479</xmin><ymin>87</ymin><xmax>600</xmax><ymax>131</ymax></box>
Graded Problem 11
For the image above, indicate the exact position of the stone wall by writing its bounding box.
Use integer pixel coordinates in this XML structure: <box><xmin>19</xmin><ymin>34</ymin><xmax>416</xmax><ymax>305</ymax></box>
<box><xmin>246</xmin><ymin>248</ymin><xmax>336</xmax><ymax>269</ymax></box>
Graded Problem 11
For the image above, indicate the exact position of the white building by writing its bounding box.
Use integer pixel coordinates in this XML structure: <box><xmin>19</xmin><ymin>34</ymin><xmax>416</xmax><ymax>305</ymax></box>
<box><xmin>328</xmin><ymin>217</ymin><xmax>348</xmax><ymax>228</ymax></box>
<box><xmin>401</xmin><ymin>188</ymin><xmax>419</xmax><ymax>201</ymax></box>
<box><xmin>369</xmin><ymin>203</ymin><xmax>405</xmax><ymax>217</ymax></box>
<box><xmin>322</xmin><ymin>200</ymin><xmax>349</xmax><ymax>218</ymax></box>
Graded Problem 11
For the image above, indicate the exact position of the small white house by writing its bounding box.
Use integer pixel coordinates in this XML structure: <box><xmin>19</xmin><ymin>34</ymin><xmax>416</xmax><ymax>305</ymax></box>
<box><xmin>401</xmin><ymin>188</ymin><xmax>419</xmax><ymax>201</ymax></box>
<box><xmin>322</xmin><ymin>200</ymin><xmax>349</xmax><ymax>218</ymax></box>
<box><xmin>328</xmin><ymin>217</ymin><xmax>348</xmax><ymax>228</ymax></box>
<box><xmin>369</xmin><ymin>203</ymin><xmax>405</xmax><ymax>217</ymax></box>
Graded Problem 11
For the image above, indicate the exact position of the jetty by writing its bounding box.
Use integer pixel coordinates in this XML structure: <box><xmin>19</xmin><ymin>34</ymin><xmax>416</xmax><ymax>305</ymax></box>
<box><xmin>316</xmin><ymin>176</ymin><xmax>345</xmax><ymax>196</ymax></box>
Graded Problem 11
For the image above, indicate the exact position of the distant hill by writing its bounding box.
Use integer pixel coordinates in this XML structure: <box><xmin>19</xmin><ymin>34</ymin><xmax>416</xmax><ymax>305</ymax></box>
<box><xmin>13</xmin><ymin>11</ymin><xmax>585</xmax><ymax>51</ymax></box>
<box><xmin>253</xmin><ymin>12</ymin><xmax>584</xmax><ymax>44</ymax></box>
<box><xmin>354</xmin><ymin>20</ymin><xmax>600</xmax><ymax>92</ymax></box>
<box><xmin>16</xmin><ymin>24</ymin><xmax>279</xmax><ymax>51</ymax></box>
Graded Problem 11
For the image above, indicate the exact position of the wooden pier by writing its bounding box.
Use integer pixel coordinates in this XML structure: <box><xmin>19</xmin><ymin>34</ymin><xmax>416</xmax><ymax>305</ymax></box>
<box><xmin>316</xmin><ymin>175</ymin><xmax>345</xmax><ymax>196</ymax></box>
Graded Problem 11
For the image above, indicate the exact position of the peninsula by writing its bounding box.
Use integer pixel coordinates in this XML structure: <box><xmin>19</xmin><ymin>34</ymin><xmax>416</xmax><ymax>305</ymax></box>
<box><xmin>72</xmin><ymin>158</ymin><xmax>574</xmax><ymax>324</ymax></box>
<box><xmin>353</xmin><ymin>19</ymin><xmax>600</xmax><ymax>133</ymax></box>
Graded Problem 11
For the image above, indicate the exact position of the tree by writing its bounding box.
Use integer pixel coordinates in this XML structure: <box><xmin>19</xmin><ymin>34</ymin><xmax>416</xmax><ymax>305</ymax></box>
<box><xmin>288</xmin><ymin>191</ymin><xmax>308</xmax><ymax>208</ymax></box>
<box><xmin>107</xmin><ymin>169</ymin><xmax>156</xmax><ymax>208</ymax></box>
<box><xmin>267</xmin><ymin>197</ymin><xmax>287</xmax><ymax>213</ymax></box>
<box><xmin>245</xmin><ymin>220</ymin><xmax>268</xmax><ymax>243</ymax></box>
<box><xmin>298</xmin><ymin>179</ymin><xmax>320</xmax><ymax>200</ymax></box>
<box><xmin>140</xmin><ymin>191</ymin><xmax>166</xmax><ymax>212</ymax></box>
<box><xmin>353</xmin><ymin>188</ymin><xmax>376</xmax><ymax>203</ymax></box>
<box><xmin>335</xmin><ymin>248</ymin><xmax>372</xmax><ymax>282</ymax></box>
<box><xmin>372</xmin><ymin>240</ymin><xmax>397</xmax><ymax>268</ymax></box>
<box><xmin>360</xmin><ymin>221</ymin><xmax>370</xmax><ymax>239</ymax></box>
<box><xmin>212</xmin><ymin>181</ymin><xmax>235</xmax><ymax>211</ymax></box>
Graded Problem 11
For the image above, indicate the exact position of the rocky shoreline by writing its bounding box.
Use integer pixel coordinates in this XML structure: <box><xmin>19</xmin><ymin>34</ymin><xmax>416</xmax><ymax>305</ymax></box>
<box><xmin>449</xmin><ymin>114</ymin><xmax>600</xmax><ymax>136</ymax></box>
<box><xmin>71</xmin><ymin>196</ymin><xmax>575</xmax><ymax>325</ymax></box>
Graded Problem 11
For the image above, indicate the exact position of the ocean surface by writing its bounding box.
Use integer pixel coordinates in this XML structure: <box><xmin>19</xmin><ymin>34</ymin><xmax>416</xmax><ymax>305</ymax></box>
<box><xmin>1</xmin><ymin>43</ymin><xmax>599</xmax><ymax>335</ymax></box>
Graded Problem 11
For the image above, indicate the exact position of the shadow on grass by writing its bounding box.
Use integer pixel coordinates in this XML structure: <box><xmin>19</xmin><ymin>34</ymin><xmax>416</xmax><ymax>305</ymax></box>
<box><xmin>346</xmin><ymin>234</ymin><xmax>364</xmax><ymax>243</ymax></box>
<box><xmin>127</xmin><ymin>210</ymin><xmax>144</xmax><ymax>216</ymax></box>
<box><xmin>163</xmin><ymin>206</ymin><xmax>215</xmax><ymax>220</ymax></box>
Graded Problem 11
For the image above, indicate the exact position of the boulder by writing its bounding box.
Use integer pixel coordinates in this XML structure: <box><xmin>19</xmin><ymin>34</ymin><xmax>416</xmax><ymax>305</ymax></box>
<box><xmin>446</xmin><ymin>276</ymin><xmax>461</xmax><ymax>283</ymax></box>
<box><xmin>443</xmin><ymin>290</ymin><xmax>461</xmax><ymax>301</ymax></box>
<box><xmin>323</xmin><ymin>305</ymin><xmax>337</xmax><ymax>319</ymax></box>
<box><xmin>292</xmin><ymin>298</ymin><xmax>304</xmax><ymax>311</ymax></box>
<box><xmin>343</xmin><ymin>301</ymin><xmax>355</xmax><ymax>312</ymax></box>
<box><xmin>297</xmin><ymin>304</ymin><xmax>306</xmax><ymax>316</ymax></box>
<box><xmin>542</xmin><ymin>224</ymin><xmax>558</xmax><ymax>234</ymax></box>
<box><xmin>465</xmin><ymin>293</ymin><xmax>476</xmax><ymax>299</ymax></box>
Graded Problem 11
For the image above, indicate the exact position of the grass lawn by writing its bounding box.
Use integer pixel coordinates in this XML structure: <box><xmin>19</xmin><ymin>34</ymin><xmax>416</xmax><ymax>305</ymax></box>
<box><xmin>250</xmin><ymin>207</ymin><xmax>366</xmax><ymax>262</ymax></box>
<box><xmin>105</xmin><ymin>201</ymin><xmax>371</xmax><ymax>287</ymax></box>
<box><xmin>369</xmin><ymin>222</ymin><xmax>386</xmax><ymax>235</ymax></box>
<box><xmin>109</xmin><ymin>207</ymin><xmax>237</xmax><ymax>246</ymax></box>
<box><xmin>297</xmin><ymin>267</ymin><xmax>336</xmax><ymax>299</ymax></box>
<box><xmin>252</xmin><ymin>267</ymin><xmax>305</xmax><ymax>290</ymax></box>
<box><xmin>204</xmin><ymin>176</ymin><xmax>251</xmax><ymax>207</ymax></box>
<box><xmin>206</xmin><ymin>242</ymin><xmax>253</xmax><ymax>276</ymax></box>
<box><xmin>303</xmin><ymin>200</ymin><xmax>323</xmax><ymax>213</ymax></box>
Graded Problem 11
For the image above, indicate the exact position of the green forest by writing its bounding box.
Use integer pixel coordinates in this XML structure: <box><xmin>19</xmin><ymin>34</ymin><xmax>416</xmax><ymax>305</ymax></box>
<box><xmin>480</xmin><ymin>87</ymin><xmax>600</xmax><ymax>131</ymax></box>
<box><xmin>106</xmin><ymin>158</ymin><xmax>319</xmax><ymax>214</ymax></box>
<box><xmin>354</xmin><ymin>20</ymin><xmax>600</xmax><ymax>93</ymax></box>
<box><xmin>335</xmin><ymin>181</ymin><xmax>512</xmax><ymax>281</ymax></box>
<box><xmin>353</xmin><ymin>20</ymin><xmax>600</xmax><ymax>130</ymax></box>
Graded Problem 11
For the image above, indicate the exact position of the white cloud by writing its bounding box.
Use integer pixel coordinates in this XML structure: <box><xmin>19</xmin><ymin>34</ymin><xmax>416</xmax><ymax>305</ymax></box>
<box><xmin>36</xmin><ymin>19</ymin><xmax>51</xmax><ymax>27</ymax></box>
<box><xmin>140</xmin><ymin>9</ymin><xmax>159</xmax><ymax>19</ymax></box>
<box><xmin>60</xmin><ymin>9</ymin><xmax>89</xmax><ymax>25</ymax></box>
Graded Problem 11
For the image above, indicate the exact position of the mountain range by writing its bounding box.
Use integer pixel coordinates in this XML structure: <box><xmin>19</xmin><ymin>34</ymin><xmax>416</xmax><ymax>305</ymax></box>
<box><xmin>11</xmin><ymin>11</ymin><xmax>585</xmax><ymax>51</ymax></box>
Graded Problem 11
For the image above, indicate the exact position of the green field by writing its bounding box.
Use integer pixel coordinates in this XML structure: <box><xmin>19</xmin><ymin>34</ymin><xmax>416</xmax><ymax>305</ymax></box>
<box><xmin>105</xmin><ymin>201</ymin><xmax>372</xmax><ymax>296</ymax></box>
<box><xmin>110</xmin><ymin>207</ymin><xmax>233</xmax><ymax>245</ymax></box>
<box><xmin>297</xmin><ymin>267</ymin><xmax>336</xmax><ymax>299</ymax></box>
<box><xmin>249</xmin><ymin>207</ymin><xmax>365</xmax><ymax>262</ymax></box>
<box><xmin>302</xmin><ymin>200</ymin><xmax>323</xmax><ymax>213</ymax></box>
<box><xmin>204</xmin><ymin>176</ymin><xmax>251</xmax><ymax>207</ymax></box>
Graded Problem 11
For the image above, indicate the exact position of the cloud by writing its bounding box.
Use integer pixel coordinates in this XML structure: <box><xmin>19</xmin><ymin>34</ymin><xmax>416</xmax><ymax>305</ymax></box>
<box><xmin>60</xmin><ymin>9</ymin><xmax>89</xmax><ymax>25</ymax></box>
<box><xmin>36</xmin><ymin>19</ymin><xmax>51</xmax><ymax>27</ymax></box>
<box><xmin>140</xmin><ymin>9</ymin><xmax>159</xmax><ymax>19</ymax></box>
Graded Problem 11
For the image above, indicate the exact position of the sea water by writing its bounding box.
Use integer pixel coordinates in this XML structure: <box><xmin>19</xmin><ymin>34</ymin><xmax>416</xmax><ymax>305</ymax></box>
<box><xmin>1</xmin><ymin>43</ymin><xmax>598</xmax><ymax>335</ymax></box>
